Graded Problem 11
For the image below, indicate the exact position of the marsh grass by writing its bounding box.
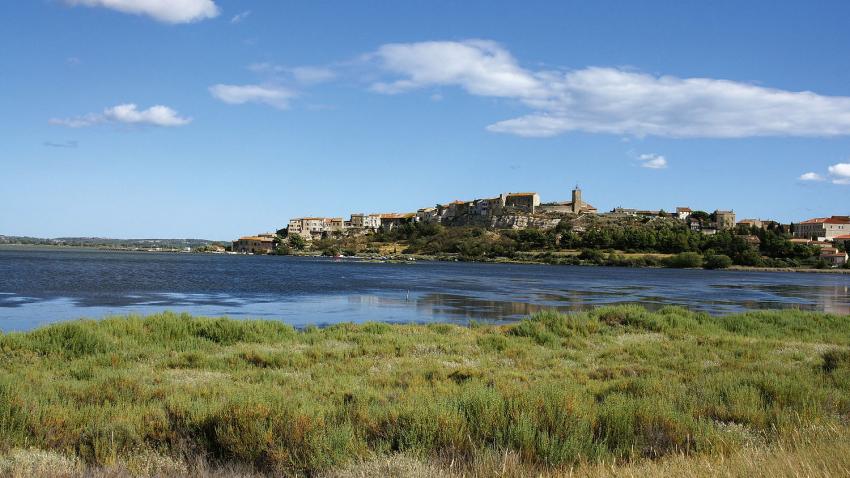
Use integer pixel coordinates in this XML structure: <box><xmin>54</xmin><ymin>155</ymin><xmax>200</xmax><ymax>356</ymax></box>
<box><xmin>0</xmin><ymin>306</ymin><xmax>849</xmax><ymax>476</ymax></box>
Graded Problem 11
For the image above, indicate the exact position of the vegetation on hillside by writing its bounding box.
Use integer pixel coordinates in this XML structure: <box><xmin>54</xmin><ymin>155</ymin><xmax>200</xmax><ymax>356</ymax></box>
<box><xmin>281</xmin><ymin>217</ymin><xmax>843</xmax><ymax>269</ymax></box>
<box><xmin>1</xmin><ymin>306</ymin><xmax>849</xmax><ymax>476</ymax></box>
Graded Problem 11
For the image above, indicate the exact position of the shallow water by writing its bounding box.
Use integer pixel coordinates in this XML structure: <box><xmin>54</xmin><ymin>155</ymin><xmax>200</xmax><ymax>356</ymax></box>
<box><xmin>1</xmin><ymin>246</ymin><xmax>849</xmax><ymax>331</ymax></box>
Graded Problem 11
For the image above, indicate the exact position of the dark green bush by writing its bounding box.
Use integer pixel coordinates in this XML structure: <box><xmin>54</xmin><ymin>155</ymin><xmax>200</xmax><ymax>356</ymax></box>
<box><xmin>703</xmin><ymin>254</ymin><xmax>733</xmax><ymax>269</ymax></box>
<box><xmin>665</xmin><ymin>252</ymin><xmax>704</xmax><ymax>268</ymax></box>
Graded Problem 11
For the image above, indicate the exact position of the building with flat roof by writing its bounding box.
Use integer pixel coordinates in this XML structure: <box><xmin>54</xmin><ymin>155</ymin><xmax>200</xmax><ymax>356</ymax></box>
<box><xmin>503</xmin><ymin>192</ymin><xmax>540</xmax><ymax>213</ymax></box>
<box><xmin>715</xmin><ymin>210</ymin><xmax>736</xmax><ymax>230</ymax></box>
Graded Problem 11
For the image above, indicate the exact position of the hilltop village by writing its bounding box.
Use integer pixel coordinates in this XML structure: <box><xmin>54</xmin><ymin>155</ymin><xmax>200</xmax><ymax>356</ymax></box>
<box><xmin>232</xmin><ymin>186</ymin><xmax>850</xmax><ymax>269</ymax></box>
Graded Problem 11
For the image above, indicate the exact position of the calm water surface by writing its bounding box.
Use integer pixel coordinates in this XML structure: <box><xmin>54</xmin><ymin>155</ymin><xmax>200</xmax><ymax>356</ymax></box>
<box><xmin>1</xmin><ymin>246</ymin><xmax>849</xmax><ymax>331</ymax></box>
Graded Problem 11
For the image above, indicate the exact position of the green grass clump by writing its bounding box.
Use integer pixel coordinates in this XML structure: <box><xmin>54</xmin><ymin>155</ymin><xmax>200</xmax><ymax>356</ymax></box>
<box><xmin>0</xmin><ymin>307</ymin><xmax>849</xmax><ymax>476</ymax></box>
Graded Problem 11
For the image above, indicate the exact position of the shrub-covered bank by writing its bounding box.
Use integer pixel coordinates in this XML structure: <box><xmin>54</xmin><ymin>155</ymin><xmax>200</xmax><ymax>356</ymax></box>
<box><xmin>1</xmin><ymin>306</ymin><xmax>850</xmax><ymax>476</ymax></box>
<box><xmin>274</xmin><ymin>220</ymin><xmax>850</xmax><ymax>270</ymax></box>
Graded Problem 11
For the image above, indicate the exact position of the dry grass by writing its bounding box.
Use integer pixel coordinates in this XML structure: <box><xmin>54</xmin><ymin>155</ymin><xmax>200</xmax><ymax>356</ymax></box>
<box><xmin>1</xmin><ymin>306</ymin><xmax>850</xmax><ymax>476</ymax></box>
<box><xmin>326</xmin><ymin>424</ymin><xmax>850</xmax><ymax>478</ymax></box>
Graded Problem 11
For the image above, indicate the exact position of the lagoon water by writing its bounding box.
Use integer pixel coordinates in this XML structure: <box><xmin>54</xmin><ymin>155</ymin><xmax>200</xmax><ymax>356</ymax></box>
<box><xmin>1</xmin><ymin>246</ymin><xmax>849</xmax><ymax>331</ymax></box>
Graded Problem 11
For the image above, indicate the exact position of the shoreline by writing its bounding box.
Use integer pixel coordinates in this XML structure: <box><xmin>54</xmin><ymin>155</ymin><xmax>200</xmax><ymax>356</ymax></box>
<box><xmin>4</xmin><ymin>243</ymin><xmax>849</xmax><ymax>274</ymax></box>
<box><xmin>284</xmin><ymin>250</ymin><xmax>850</xmax><ymax>274</ymax></box>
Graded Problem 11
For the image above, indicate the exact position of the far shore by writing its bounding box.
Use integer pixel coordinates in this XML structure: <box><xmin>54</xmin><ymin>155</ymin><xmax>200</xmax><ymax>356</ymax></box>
<box><xmin>279</xmin><ymin>249</ymin><xmax>850</xmax><ymax>274</ymax></box>
<box><xmin>3</xmin><ymin>243</ymin><xmax>849</xmax><ymax>274</ymax></box>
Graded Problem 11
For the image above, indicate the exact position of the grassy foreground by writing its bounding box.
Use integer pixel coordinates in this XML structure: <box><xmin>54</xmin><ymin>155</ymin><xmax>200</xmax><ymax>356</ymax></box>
<box><xmin>1</xmin><ymin>306</ymin><xmax>850</xmax><ymax>477</ymax></box>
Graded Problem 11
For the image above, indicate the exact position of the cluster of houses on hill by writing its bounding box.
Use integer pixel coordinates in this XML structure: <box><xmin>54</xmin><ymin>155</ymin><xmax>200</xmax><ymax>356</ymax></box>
<box><xmin>230</xmin><ymin>186</ymin><xmax>850</xmax><ymax>265</ymax></box>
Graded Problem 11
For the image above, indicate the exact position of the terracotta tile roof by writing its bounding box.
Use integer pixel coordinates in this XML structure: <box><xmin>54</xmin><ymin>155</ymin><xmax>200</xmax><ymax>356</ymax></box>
<box><xmin>506</xmin><ymin>192</ymin><xmax>537</xmax><ymax>197</ymax></box>
<box><xmin>833</xmin><ymin>235</ymin><xmax>850</xmax><ymax>239</ymax></box>
<box><xmin>800</xmin><ymin>216</ymin><xmax>850</xmax><ymax>224</ymax></box>
<box><xmin>237</xmin><ymin>236</ymin><xmax>274</xmax><ymax>242</ymax></box>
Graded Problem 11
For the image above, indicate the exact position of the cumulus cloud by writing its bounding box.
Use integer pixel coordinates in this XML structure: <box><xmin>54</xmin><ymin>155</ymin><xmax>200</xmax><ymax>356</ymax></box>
<box><xmin>828</xmin><ymin>163</ymin><xmax>850</xmax><ymax>185</ymax></box>
<box><xmin>65</xmin><ymin>0</ymin><xmax>219</xmax><ymax>24</ymax></box>
<box><xmin>371</xmin><ymin>40</ymin><xmax>541</xmax><ymax>98</ymax></box>
<box><xmin>209</xmin><ymin>84</ymin><xmax>295</xmax><ymax>109</ymax></box>
<box><xmin>638</xmin><ymin>153</ymin><xmax>668</xmax><ymax>169</ymax></box>
<box><xmin>798</xmin><ymin>163</ymin><xmax>850</xmax><ymax>185</ymax></box>
<box><xmin>104</xmin><ymin>104</ymin><xmax>191</xmax><ymax>126</ymax></box>
<box><xmin>50</xmin><ymin>104</ymin><xmax>191</xmax><ymax>128</ymax></box>
<box><xmin>230</xmin><ymin>10</ymin><xmax>250</xmax><ymax>24</ymax></box>
<box><xmin>368</xmin><ymin>40</ymin><xmax>850</xmax><ymax>138</ymax></box>
<box><xmin>799</xmin><ymin>172</ymin><xmax>825</xmax><ymax>181</ymax></box>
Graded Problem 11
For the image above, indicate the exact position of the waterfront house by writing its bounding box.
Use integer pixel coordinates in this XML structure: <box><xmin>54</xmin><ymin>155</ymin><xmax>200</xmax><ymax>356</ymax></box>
<box><xmin>232</xmin><ymin>236</ymin><xmax>274</xmax><ymax>254</ymax></box>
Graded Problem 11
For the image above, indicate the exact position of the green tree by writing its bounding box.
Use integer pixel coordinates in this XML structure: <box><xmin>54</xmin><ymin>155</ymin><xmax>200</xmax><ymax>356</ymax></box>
<box><xmin>289</xmin><ymin>234</ymin><xmax>307</xmax><ymax>251</ymax></box>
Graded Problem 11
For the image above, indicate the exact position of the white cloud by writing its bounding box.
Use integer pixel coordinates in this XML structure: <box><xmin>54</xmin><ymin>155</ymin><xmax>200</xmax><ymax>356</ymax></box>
<box><xmin>65</xmin><ymin>0</ymin><xmax>219</xmax><ymax>24</ymax></box>
<box><xmin>104</xmin><ymin>104</ymin><xmax>191</xmax><ymax>126</ymax></box>
<box><xmin>797</xmin><ymin>163</ymin><xmax>850</xmax><ymax>185</ymax></box>
<box><xmin>291</xmin><ymin>66</ymin><xmax>336</xmax><ymax>84</ymax></box>
<box><xmin>49</xmin><ymin>113</ymin><xmax>103</xmax><ymax>128</ymax></box>
<box><xmin>50</xmin><ymin>103</ymin><xmax>191</xmax><ymax>128</ymax></box>
<box><xmin>369</xmin><ymin>40</ymin><xmax>850</xmax><ymax>138</ymax></box>
<box><xmin>371</xmin><ymin>40</ymin><xmax>542</xmax><ymax>97</ymax></box>
<box><xmin>799</xmin><ymin>172</ymin><xmax>825</xmax><ymax>181</ymax></box>
<box><xmin>230</xmin><ymin>10</ymin><xmax>250</xmax><ymax>24</ymax></box>
<box><xmin>638</xmin><ymin>153</ymin><xmax>668</xmax><ymax>169</ymax></box>
<box><xmin>828</xmin><ymin>163</ymin><xmax>850</xmax><ymax>184</ymax></box>
<box><xmin>209</xmin><ymin>84</ymin><xmax>295</xmax><ymax>109</ymax></box>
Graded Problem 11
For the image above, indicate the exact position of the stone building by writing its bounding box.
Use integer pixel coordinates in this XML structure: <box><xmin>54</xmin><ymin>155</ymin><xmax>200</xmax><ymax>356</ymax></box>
<box><xmin>794</xmin><ymin>216</ymin><xmax>850</xmax><ymax>241</ymax></box>
<box><xmin>538</xmin><ymin>186</ymin><xmax>597</xmax><ymax>215</ymax></box>
<box><xmin>503</xmin><ymin>192</ymin><xmax>540</xmax><ymax>213</ymax></box>
<box><xmin>379</xmin><ymin>213</ymin><xmax>415</xmax><ymax>230</ymax></box>
<box><xmin>415</xmin><ymin>207</ymin><xmax>439</xmax><ymax>223</ymax></box>
<box><xmin>232</xmin><ymin>235</ymin><xmax>274</xmax><ymax>254</ymax></box>
<box><xmin>287</xmin><ymin>217</ymin><xmax>338</xmax><ymax>239</ymax></box>
<box><xmin>349</xmin><ymin>213</ymin><xmax>366</xmax><ymax>228</ymax></box>
<box><xmin>714</xmin><ymin>210</ymin><xmax>736</xmax><ymax>230</ymax></box>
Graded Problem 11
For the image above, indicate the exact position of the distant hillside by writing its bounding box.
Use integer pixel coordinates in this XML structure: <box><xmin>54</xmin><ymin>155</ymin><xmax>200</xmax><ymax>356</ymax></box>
<box><xmin>0</xmin><ymin>235</ymin><xmax>225</xmax><ymax>249</ymax></box>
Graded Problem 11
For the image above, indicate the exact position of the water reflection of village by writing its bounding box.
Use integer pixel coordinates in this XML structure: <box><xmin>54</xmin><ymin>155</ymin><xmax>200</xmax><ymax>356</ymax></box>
<box><xmin>345</xmin><ymin>284</ymin><xmax>850</xmax><ymax>322</ymax></box>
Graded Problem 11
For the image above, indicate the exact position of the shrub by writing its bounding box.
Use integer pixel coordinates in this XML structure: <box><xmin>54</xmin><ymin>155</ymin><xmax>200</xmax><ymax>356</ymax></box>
<box><xmin>703</xmin><ymin>254</ymin><xmax>733</xmax><ymax>270</ymax></box>
<box><xmin>23</xmin><ymin>322</ymin><xmax>109</xmax><ymax>358</ymax></box>
<box><xmin>665</xmin><ymin>252</ymin><xmax>704</xmax><ymax>268</ymax></box>
<box><xmin>579</xmin><ymin>248</ymin><xmax>605</xmax><ymax>264</ymax></box>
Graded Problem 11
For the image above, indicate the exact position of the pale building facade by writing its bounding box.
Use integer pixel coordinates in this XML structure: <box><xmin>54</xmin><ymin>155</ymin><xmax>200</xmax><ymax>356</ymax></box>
<box><xmin>795</xmin><ymin>216</ymin><xmax>850</xmax><ymax>241</ymax></box>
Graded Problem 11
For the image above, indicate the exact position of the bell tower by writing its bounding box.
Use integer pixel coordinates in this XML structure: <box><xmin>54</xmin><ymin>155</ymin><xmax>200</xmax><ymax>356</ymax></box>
<box><xmin>571</xmin><ymin>184</ymin><xmax>582</xmax><ymax>214</ymax></box>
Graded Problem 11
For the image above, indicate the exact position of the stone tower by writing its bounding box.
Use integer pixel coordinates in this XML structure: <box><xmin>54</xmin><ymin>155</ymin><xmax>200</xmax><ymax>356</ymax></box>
<box><xmin>571</xmin><ymin>185</ymin><xmax>583</xmax><ymax>214</ymax></box>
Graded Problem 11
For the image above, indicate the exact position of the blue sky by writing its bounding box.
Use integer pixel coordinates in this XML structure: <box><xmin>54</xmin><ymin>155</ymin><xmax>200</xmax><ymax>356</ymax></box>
<box><xmin>2</xmin><ymin>0</ymin><xmax>850</xmax><ymax>239</ymax></box>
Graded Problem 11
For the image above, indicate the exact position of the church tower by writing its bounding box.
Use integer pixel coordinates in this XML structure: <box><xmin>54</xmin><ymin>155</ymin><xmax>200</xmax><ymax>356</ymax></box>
<box><xmin>571</xmin><ymin>185</ymin><xmax>583</xmax><ymax>214</ymax></box>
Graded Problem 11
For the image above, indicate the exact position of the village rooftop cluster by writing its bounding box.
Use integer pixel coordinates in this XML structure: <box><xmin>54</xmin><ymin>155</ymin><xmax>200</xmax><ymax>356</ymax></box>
<box><xmin>232</xmin><ymin>186</ymin><xmax>850</xmax><ymax>265</ymax></box>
